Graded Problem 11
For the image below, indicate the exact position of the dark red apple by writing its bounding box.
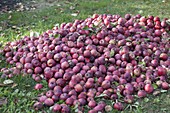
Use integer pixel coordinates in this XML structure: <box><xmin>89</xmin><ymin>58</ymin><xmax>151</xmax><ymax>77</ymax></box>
<box><xmin>162</xmin><ymin>82</ymin><xmax>169</xmax><ymax>90</ymax></box>
<box><xmin>157</xmin><ymin>67</ymin><xmax>167</xmax><ymax>76</ymax></box>
<box><xmin>144</xmin><ymin>84</ymin><xmax>154</xmax><ymax>94</ymax></box>
<box><xmin>113</xmin><ymin>102</ymin><xmax>123</xmax><ymax>111</ymax></box>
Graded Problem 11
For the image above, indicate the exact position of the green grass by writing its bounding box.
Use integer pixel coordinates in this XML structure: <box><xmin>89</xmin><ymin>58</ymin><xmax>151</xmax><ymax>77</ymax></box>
<box><xmin>0</xmin><ymin>0</ymin><xmax>170</xmax><ymax>112</ymax></box>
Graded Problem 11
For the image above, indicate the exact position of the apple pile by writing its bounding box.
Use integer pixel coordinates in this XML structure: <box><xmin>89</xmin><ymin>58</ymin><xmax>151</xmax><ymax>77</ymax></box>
<box><xmin>0</xmin><ymin>14</ymin><xmax>170</xmax><ymax>112</ymax></box>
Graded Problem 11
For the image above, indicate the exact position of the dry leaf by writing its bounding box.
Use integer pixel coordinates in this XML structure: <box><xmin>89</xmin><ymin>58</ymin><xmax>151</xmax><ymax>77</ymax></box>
<box><xmin>70</xmin><ymin>6</ymin><xmax>75</xmax><ymax>10</ymax></box>
<box><xmin>3</xmin><ymin>79</ymin><xmax>14</xmax><ymax>85</ymax></box>
<box><xmin>71</xmin><ymin>13</ymin><xmax>78</xmax><ymax>17</ymax></box>
<box><xmin>8</xmin><ymin>15</ymin><xmax>12</xmax><ymax>19</ymax></box>
<box><xmin>12</xmin><ymin>26</ymin><xmax>17</xmax><ymax>29</ymax></box>
<box><xmin>11</xmin><ymin>83</ymin><xmax>18</xmax><ymax>88</ymax></box>
<box><xmin>30</xmin><ymin>31</ymin><xmax>40</xmax><ymax>37</ymax></box>
<box><xmin>153</xmin><ymin>90</ymin><xmax>161</xmax><ymax>96</ymax></box>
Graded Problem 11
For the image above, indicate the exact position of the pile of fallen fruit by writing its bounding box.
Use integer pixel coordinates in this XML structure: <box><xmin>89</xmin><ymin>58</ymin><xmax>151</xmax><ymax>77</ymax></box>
<box><xmin>0</xmin><ymin>14</ymin><xmax>170</xmax><ymax>113</ymax></box>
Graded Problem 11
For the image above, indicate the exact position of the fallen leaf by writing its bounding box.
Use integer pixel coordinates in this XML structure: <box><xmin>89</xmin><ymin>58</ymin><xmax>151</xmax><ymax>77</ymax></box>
<box><xmin>31</xmin><ymin>1</ymin><xmax>36</xmax><ymax>3</ymax></box>
<box><xmin>58</xmin><ymin>8</ymin><xmax>64</xmax><ymax>13</ymax></box>
<box><xmin>71</xmin><ymin>13</ymin><xmax>78</xmax><ymax>17</ymax></box>
<box><xmin>162</xmin><ymin>0</ymin><xmax>166</xmax><ymax>3</ymax></box>
<box><xmin>3</xmin><ymin>79</ymin><xmax>14</xmax><ymax>85</ymax></box>
<box><xmin>0</xmin><ymin>98</ymin><xmax>7</xmax><ymax>106</ymax></box>
<box><xmin>161</xmin><ymin>90</ymin><xmax>168</xmax><ymax>93</ymax></box>
<box><xmin>8</xmin><ymin>11</ymin><xmax>12</xmax><ymax>14</ymax></box>
<box><xmin>25</xmin><ymin>84</ymin><xmax>31</xmax><ymax>87</ymax></box>
<box><xmin>95</xmin><ymin>93</ymin><xmax>107</xmax><ymax>98</ymax></box>
<box><xmin>8</xmin><ymin>15</ymin><xmax>12</xmax><ymax>19</ymax></box>
<box><xmin>14</xmin><ymin>89</ymin><xmax>19</xmax><ymax>94</ymax></box>
<box><xmin>144</xmin><ymin>97</ymin><xmax>149</xmax><ymax>102</ymax></box>
<box><xmin>0</xmin><ymin>33</ymin><xmax>5</xmax><ymax>37</ymax></box>
<box><xmin>138</xmin><ymin>10</ymin><xmax>143</xmax><ymax>14</ymax></box>
<box><xmin>11</xmin><ymin>83</ymin><xmax>18</xmax><ymax>88</ymax></box>
<box><xmin>56</xmin><ymin>4</ymin><xmax>61</xmax><ymax>7</ymax></box>
<box><xmin>30</xmin><ymin>31</ymin><xmax>40</xmax><ymax>37</ymax></box>
<box><xmin>0</xmin><ymin>84</ymin><xmax>8</xmax><ymax>87</ymax></box>
<box><xmin>153</xmin><ymin>90</ymin><xmax>161</xmax><ymax>96</ymax></box>
<box><xmin>70</xmin><ymin>6</ymin><xmax>75</xmax><ymax>10</ymax></box>
<box><xmin>12</xmin><ymin>26</ymin><xmax>17</xmax><ymax>29</ymax></box>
